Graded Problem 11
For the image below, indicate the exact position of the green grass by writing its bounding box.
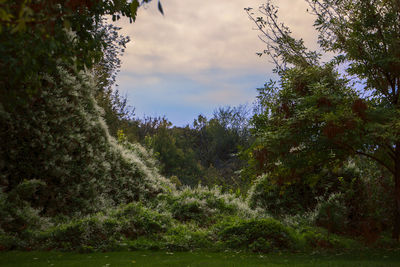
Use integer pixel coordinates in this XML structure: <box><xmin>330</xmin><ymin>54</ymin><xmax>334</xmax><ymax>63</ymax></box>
<box><xmin>1</xmin><ymin>250</ymin><xmax>399</xmax><ymax>267</ymax></box>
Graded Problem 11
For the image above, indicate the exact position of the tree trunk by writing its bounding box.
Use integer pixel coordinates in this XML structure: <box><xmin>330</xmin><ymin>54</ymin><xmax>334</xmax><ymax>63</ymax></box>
<box><xmin>393</xmin><ymin>143</ymin><xmax>400</xmax><ymax>241</ymax></box>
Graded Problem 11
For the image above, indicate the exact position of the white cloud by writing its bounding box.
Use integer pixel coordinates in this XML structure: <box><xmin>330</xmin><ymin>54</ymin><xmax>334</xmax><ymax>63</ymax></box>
<box><xmin>112</xmin><ymin>0</ymin><xmax>320</xmax><ymax>125</ymax></box>
<box><xmin>116</xmin><ymin>0</ymin><xmax>317</xmax><ymax>75</ymax></box>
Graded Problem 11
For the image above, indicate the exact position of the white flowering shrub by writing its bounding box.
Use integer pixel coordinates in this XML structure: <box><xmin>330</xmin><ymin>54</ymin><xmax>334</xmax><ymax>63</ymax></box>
<box><xmin>35</xmin><ymin>202</ymin><xmax>172</xmax><ymax>251</ymax></box>
<box><xmin>0</xmin><ymin>65</ymin><xmax>173</xmax><ymax>220</ymax></box>
<box><xmin>156</xmin><ymin>185</ymin><xmax>259</xmax><ymax>225</ymax></box>
<box><xmin>0</xmin><ymin>63</ymin><xmax>269</xmax><ymax>252</ymax></box>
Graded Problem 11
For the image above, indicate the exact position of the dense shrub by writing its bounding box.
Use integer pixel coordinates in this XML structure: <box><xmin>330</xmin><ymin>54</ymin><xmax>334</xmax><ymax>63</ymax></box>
<box><xmin>216</xmin><ymin>218</ymin><xmax>297</xmax><ymax>252</ymax></box>
<box><xmin>0</xmin><ymin>180</ymin><xmax>48</xmax><ymax>233</ymax></box>
<box><xmin>246</xmin><ymin>163</ymin><xmax>362</xmax><ymax>217</ymax></box>
<box><xmin>337</xmin><ymin>159</ymin><xmax>394</xmax><ymax>239</ymax></box>
<box><xmin>0</xmin><ymin>66</ymin><xmax>173</xmax><ymax>219</ymax></box>
<box><xmin>314</xmin><ymin>193</ymin><xmax>348</xmax><ymax>234</ymax></box>
<box><xmin>38</xmin><ymin>203</ymin><xmax>171</xmax><ymax>251</ymax></box>
<box><xmin>157</xmin><ymin>186</ymin><xmax>257</xmax><ymax>225</ymax></box>
<box><xmin>163</xmin><ymin>224</ymin><xmax>212</xmax><ymax>251</ymax></box>
<box><xmin>125</xmin><ymin>237</ymin><xmax>163</xmax><ymax>251</ymax></box>
<box><xmin>310</xmin><ymin>159</ymin><xmax>393</xmax><ymax>240</ymax></box>
<box><xmin>0</xmin><ymin>180</ymin><xmax>52</xmax><ymax>250</ymax></box>
<box><xmin>247</xmin><ymin>174</ymin><xmax>309</xmax><ymax>215</ymax></box>
<box><xmin>0</xmin><ymin>64</ymin><xmax>389</xmax><ymax>253</ymax></box>
<box><xmin>299</xmin><ymin>227</ymin><xmax>360</xmax><ymax>250</ymax></box>
<box><xmin>372</xmin><ymin>234</ymin><xmax>400</xmax><ymax>249</ymax></box>
<box><xmin>111</xmin><ymin>202</ymin><xmax>171</xmax><ymax>238</ymax></box>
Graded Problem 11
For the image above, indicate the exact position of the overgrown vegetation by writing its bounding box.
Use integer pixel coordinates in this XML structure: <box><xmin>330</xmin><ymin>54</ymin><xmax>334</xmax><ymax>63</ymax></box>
<box><xmin>245</xmin><ymin>0</ymin><xmax>400</xmax><ymax>240</ymax></box>
<box><xmin>116</xmin><ymin>105</ymin><xmax>253</xmax><ymax>190</ymax></box>
<box><xmin>0</xmin><ymin>0</ymin><xmax>399</xmax><ymax>258</ymax></box>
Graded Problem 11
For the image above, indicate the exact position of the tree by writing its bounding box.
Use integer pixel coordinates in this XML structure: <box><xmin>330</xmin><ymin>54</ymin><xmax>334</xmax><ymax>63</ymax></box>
<box><xmin>121</xmin><ymin>107</ymin><xmax>253</xmax><ymax>189</ymax></box>
<box><xmin>0</xmin><ymin>0</ymin><xmax>167</xmax><ymax>217</ymax></box>
<box><xmin>246</xmin><ymin>0</ymin><xmax>400</xmax><ymax>239</ymax></box>
<box><xmin>191</xmin><ymin>108</ymin><xmax>252</xmax><ymax>189</ymax></box>
<box><xmin>0</xmin><ymin>0</ymin><xmax>163</xmax><ymax>103</ymax></box>
<box><xmin>92</xmin><ymin>20</ymin><xmax>136</xmax><ymax>137</ymax></box>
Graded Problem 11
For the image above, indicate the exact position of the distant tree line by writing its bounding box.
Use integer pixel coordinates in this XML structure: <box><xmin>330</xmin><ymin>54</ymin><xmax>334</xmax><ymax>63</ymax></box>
<box><xmin>106</xmin><ymin>102</ymin><xmax>253</xmax><ymax>192</ymax></box>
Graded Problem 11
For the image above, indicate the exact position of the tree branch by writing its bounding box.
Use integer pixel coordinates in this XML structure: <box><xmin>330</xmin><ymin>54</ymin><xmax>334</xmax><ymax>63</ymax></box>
<box><xmin>355</xmin><ymin>150</ymin><xmax>395</xmax><ymax>175</ymax></box>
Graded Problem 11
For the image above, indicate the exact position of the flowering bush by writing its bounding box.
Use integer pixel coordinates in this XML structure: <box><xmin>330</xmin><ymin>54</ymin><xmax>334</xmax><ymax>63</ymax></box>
<box><xmin>1</xmin><ymin>66</ymin><xmax>173</xmax><ymax>219</ymax></box>
<box><xmin>156</xmin><ymin>185</ymin><xmax>258</xmax><ymax>225</ymax></box>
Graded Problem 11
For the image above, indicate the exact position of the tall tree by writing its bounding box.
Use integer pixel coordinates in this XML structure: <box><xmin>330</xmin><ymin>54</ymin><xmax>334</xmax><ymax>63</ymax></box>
<box><xmin>246</xmin><ymin>0</ymin><xmax>400</xmax><ymax>239</ymax></box>
<box><xmin>0</xmin><ymin>0</ymin><xmax>166</xmax><ymax>216</ymax></box>
<box><xmin>0</xmin><ymin>0</ymin><xmax>163</xmax><ymax>104</ymax></box>
<box><xmin>93</xmin><ymin>20</ymin><xmax>134</xmax><ymax>137</ymax></box>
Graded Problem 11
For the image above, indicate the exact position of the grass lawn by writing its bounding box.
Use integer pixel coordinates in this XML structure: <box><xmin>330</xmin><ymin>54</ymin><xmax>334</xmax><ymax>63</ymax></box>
<box><xmin>1</xmin><ymin>250</ymin><xmax>400</xmax><ymax>267</ymax></box>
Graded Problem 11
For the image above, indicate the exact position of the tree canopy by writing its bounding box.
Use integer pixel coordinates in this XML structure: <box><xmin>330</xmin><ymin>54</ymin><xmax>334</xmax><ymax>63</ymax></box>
<box><xmin>246</xmin><ymin>0</ymin><xmax>400</xmax><ymax>239</ymax></box>
<box><xmin>0</xmin><ymin>0</ymin><xmax>167</xmax><ymax>217</ymax></box>
<box><xmin>0</xmin><ymin>0</ymin><xmax>162</xmax><ymax>103</ymax></box>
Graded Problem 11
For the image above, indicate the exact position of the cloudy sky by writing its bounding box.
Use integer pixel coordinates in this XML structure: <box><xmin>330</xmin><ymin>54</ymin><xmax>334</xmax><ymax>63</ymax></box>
<box><xmin>114</xmin><ymin>0</ymin><xmax>318</xmax><ymax>126</ymax></box>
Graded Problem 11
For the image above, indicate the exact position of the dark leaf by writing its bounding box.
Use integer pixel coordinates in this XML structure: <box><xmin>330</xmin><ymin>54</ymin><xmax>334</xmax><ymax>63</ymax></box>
<box><xmin>158</xmin><ymin>0</ymin><xmax>164</xmax><ymax>15</ymax></box>
<box><xmin>130</xmin><ymin>0</ymin><xmax>140</xmax><ymax>22</ymax></box>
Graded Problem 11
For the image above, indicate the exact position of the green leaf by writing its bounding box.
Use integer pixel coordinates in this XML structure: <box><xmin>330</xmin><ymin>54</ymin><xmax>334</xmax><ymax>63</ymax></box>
<box><xmin>63</xmin><ymin>19</ymin><xmax>71</xmax><ymax>30</ymax></box>
<box><xmin>130</xmin><ymin>0</ymin><xmax>140</xmax><ymax>22</ymax></box>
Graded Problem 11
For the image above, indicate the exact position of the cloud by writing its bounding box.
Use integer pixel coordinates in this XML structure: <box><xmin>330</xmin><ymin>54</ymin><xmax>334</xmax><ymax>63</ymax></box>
<box><xmin>112</xmin><ymin>0</ymin><xmax>320</xmax><ymax>125</ymax></box>
<box><xmin>116</xmin><ymin>0</ymin><xmax>316</xmax><ymax>74</ymax></box>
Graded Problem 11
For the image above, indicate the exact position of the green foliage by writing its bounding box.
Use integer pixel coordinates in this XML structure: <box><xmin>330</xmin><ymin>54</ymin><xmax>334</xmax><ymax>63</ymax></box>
<box><xmin>171</xmin><ymin>197</ymin><xmax>206</xmax><ymax>223</ymax></box>
<box><xmin>351</xmin><ymin>157</ymin><xmax>394</xmax><ymax>232</ymax></box>
<box><xmin>121</xmin><ymin>105</ymin><xmax>252</xmax><ymax>190</ymax></box>
<box><xmin>0</xmin><ymin>180</ymin><xmax>49</xmax><ymax>250</ymax></box>
<box><xmin>372</xmin><ymin>234</ymin><xmax>400</xmax><ymax>249</ymax></box>
<box><xmin>37</xmin><ymin>202</ymin><xmax>171</xmax><ymax>251</ymax></box>
<box><xmin>216</xmin><ymin>218</ymin><xmax>297</xmax><ymax>252</ymax></box>
<box><xmin>112</xmin><ymin>203</ymin><xmax>171</xmax><ymax>237</ymax></box>
<box><xmin>163</xmin><ymin>224</ymin><xmax>212</xmax><ymax>251</ymax></box>
<box><xmin>246</xmin><ymin>161</ymin><xmax>361</xmax><ymax>217</ymax></box>
<box><xmin>299</xmin><ymin>227</ymin><xmax>360</xmax><ymax>250</ymax></box>
<box><xmin>45</xmin><ymin>216</ymin><xmax>119</xmax><ymax>251</ymax></box>
<box><xmin>145</xmin><ymin>123</ymin><xmax>189</xmax><ymax>179</ymax></box>
<box><xmin>247</xmin><ymin>0</ymin><xmax>400</xmax><ymax>239</ymax></box>
<box><xmin>248</xmin><ymin>64</ymin><xmax>358</xmax><ymax>181</ymax></box>
<box><xmin>1</xmin><ymin>64</ymin><xmax>173</xmax><ymax>220</ymax></box>
<box><xmin>191</xmin><ymin>107</ymin><xmax>252</xmax><ymax>189</ymax></box>
<box><xmin>0</xmin><ymin>0</ymin><xmax>170</xmax><ymax>227</ymax></box>
<box><xmin>247</xmin><ymin>174</ymin><xmax>311</xmax><ymax>216</ymax></box>
<box><xmin>123</xmin><ymin>116</ymin><xmax>204</xmax><ymax>186</ymax></box>
<box><xmin>125</xmin><ymin>236</ymin><xmax>162</xmax><ymax>251</ymax></box>
<box><xmin>314</xmin><ymin>193</ymin><xmax>348</xmax><ymax>234</ymax></box>
<box><xmin>1</xmin><ymin>0</ymin><xmax>128</xmax><ymax>100</ymax></box>
<box><xmin>93</xmin><ymin>20</ymin><xmax>132</xmax><ymax>136</ymax></box>
<box><xmin>157</xmin><ymin>186</ymin><xmax>257</xmax><ymax>226</ymax></box>
<box><xmin>3</xmin><ymin>0</ymin><xmax>399</xmax><ymax>254</ymax></box>
<box><xmin>0</xmin><ymin>0</ymin><xmax>163</xmax><ymax>97</ymax></box>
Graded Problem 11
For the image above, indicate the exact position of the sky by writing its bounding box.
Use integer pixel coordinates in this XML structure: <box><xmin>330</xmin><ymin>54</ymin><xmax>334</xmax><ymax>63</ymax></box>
<box><xmin>114</xmin><ymin>0</ymin><xmax>318</xmax><ymax>126</ymax></box>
